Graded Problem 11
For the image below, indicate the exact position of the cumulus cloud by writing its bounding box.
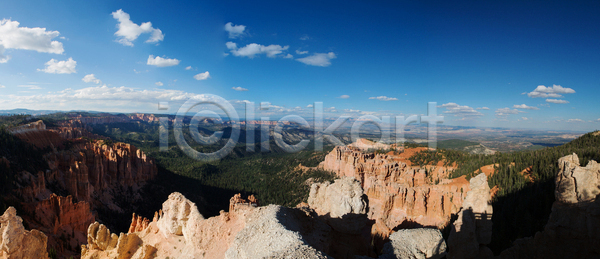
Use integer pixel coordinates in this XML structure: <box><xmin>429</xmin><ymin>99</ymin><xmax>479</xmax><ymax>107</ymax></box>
<box><xmin>0</xmin><ymin>84</ymin><xmax>5</xmax><ymax>88</ymax></box>
<box><xmin>283</xmin><ymin>54</ymin><xmax>293</xmax><ymax>59</ymax></box>
<box><xmin>567</xmin><ymin>119</ymin><xmax>584</xmax><ymax>123</ymax></box>
<box><xmin>82</xmin><ymin>74</ymin><xmax>101</xmax><ymax>84</ymax></box>
<box><xmin>306</xmin><ymin>104</ymin><xmax>313</xmax><ymax>108</ymax></box>
<box><xmin>521</xmin><ymin>117</ymin><xmax>529</xmax><ymax>121</ymax></box>
<box><xmin>495</xmin><ymin>107</ymin><xmax>523</xmax><ymax>116</ymax></box>
<box><xmin>185</xmin><ymin>66</ymin><xmax>192</xmax><ymax>70</ymax></box>
<box><xmin>296</xmin><ymin>49</ymin><xmax>308</xmax><ymax>55</ymax></box>
<box><xmin>193</xmin><ymin>71</ymin><xmax>210</xmax><ymax>80</ymax></box>
<box><xmin>155</xmin><ymin>81</ymin><xmax>163</xmax><ymax>86</ymax></box>
<box><xmin>232</xmin><ymin>86</ymin><xmax>248</xmax><ymax>91</ymax></box>
<box><xmin>147</xmin><ymin>55</ymin><xmax>180</xmax><ymax>67</ymax></box>
<box><xmin>369</xmin><ymin>96</ymin><xmax>398</xmax><ymax>101</ymax></box>
<box><xmin>513</xmin><ymin>104</ymin><xmax>539</xmax><ymax>110</ymax></box>
<box><xmin>111</xmin><ymin>9</ymin><xmax>164</xmax><ymax>46</ymax></box>
<box><xmin>527</xmin><ymin>84</ymin><xmax>575</xmax><ymax>98</ymax></box>
<box><xmin>546</xmin><ymin>99</ymin><xmax>569</xmax><ymax>104</ymax></box>
<box><xmin>224</xmin><ymin>22</ymin><xmax>246</xmax><ymax>39</ymax></box>
<box><xmin>338</xmin><ymin>95</ymin><xmax>350</xmax><ymax>99</ymax></box>
<box><xmin>226</xmin><ymin>42</ymin><xmax>290</xmax><ymax>58</ymax></box>
<box><xmin>296</xmin><ymin>52</ymin><xmax>336</xmax><ymax>67</ymax></box>
<box><xmin>439</xmin><ymin>103</ymin><xmax>484</xmax><ymax>117</ymax></box>
<box><xmin>0</xmin><ymin>19</ymin><xmax>64</xmax><ymax>61</ymax></box>
<box><xmin>38</xmin><ymin>58</ymin><xmax>77</xmax><ymax>74</ymax></box>
<box><xmin>476</xmin><ymin>107</ymin><xmax>490</xmax><ymax>110</ymax></box>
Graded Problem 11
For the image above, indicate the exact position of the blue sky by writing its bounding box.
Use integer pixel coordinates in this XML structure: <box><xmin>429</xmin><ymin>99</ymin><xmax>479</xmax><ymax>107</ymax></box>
<box><xmin>0</xmin><ymin>0</ymin><xmax>599</xmax><ymax>131</ymax></box>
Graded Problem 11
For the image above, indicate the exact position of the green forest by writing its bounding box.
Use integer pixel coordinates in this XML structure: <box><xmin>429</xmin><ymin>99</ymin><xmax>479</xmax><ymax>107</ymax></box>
<box><xmin>91</xmin><ymin>121</ymin><xmax>338</xmax><ymax>208</ymax></box>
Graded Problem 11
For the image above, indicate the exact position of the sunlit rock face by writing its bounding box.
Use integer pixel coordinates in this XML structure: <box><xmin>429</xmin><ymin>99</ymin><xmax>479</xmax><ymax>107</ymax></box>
<box><xmin>82</xmin><ymin>193</ymin><xmax>332</xmax><ymax>259</ymax></box>
<box><xmin>0</xmin><ymin>207</ymin><xmax>50</xmax><ymax>259</ymax></box>
<box><xmin>318</xmin><ymin>144</ymin><xmax>469</xmax><ymax>245</ymax></box>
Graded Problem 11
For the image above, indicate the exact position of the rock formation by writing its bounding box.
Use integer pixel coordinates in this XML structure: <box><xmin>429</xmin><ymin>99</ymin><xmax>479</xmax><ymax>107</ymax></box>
<box><xmin>308</xmin><ymin>177</ymin><xmax>368</xmax><ymax>234</ymax></box>
<box><xmin>82</xmin><ymin>192</ymin><xmax>335</xmax><ymax>259</ymax></box>
<box><xmin>307</xmin><ymin>177</ymin><xmax>374</xmax><ymax>258</ymax></box>
<box><xmin>378</xmin><ymin>228</ymin><xmax>447</xmax><ymax>259</ymax></box>
<box><xmin>318</xmin><ymin>144</ymin><xmax>469</xmax><ymax>246</ymax></box>
<box><xmin>44</xmin><ymin>140</ymin><xmax>158</xmax><ymax>204</ymax></box>
<box><xmin>498</xmin><ymin>153</ymin><xmax>600</xmax><ymax>258</ymax></box>
<box><xmin>7</xmin><ymin>119</ymin><xmax>158</xmax><ymax>257</ymax></box>
<box><xmin>446</xmin><ymin>173</ymin><xmax>493</xmax><ymax>259</ymax></box>
<box><xmin>0</xmin><ymin>207</ymin><xmax>49</xmax><ymax>259</ymax></box>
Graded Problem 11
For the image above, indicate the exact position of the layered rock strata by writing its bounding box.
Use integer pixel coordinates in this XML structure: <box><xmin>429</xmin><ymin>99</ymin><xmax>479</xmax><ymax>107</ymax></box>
<box><xmin>318</xmin><ymin>145</ymin><xmax>469</xmax><ymax>241</ymax></box>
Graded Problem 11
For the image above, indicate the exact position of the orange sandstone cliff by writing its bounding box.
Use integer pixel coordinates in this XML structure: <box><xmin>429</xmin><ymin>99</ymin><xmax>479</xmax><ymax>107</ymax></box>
<box><xmin>317</xmin><ymin>144</ymin><xmax>469</xmax><ymax>243</ymax></box>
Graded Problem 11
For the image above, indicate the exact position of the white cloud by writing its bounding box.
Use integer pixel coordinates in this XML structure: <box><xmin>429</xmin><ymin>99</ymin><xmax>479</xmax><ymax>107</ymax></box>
<box><xmin>185</xmin><ymin>66</ymin><xmax>192</xmax><ymax>70</ymax></box>
<box><xmin>0</xmin><ymin>85</ymin><xmax>225</xmax><ymax>112</ymax></box>
<box><xmin>546</xmin><ymin>99</ymin><xmax>569</xmax><ymax>104</ymax></box>
<box><xmin>38</xmin><ymin>58</ymin><xmax>77</xmax><ymax>74</ymax></box>
<box><xmin>0</xmin><ymin>19</ymin><xmax>64</xmax><ymax>61</ymax></box>
<box><xmin>306</xmin><ymin>104</ymin><xmax>313</xmax><ymax>108</ymax></box>
<box><xmin>338</xmin><ymin>95</ymin><xmax>350</xmax><ymax>99</ymax></box>
<box><xmin>155</xmin><ymin>81</ymin><xmax>163</xmax><ymax>86</ymax></box>
<box><xmin>232</xmin><ymin>86</ymin><xmax>248</xmax><ymax>91</ymax></box>
<box><xmin>296</xmin><ymin>52</ymin><xmax>336</xmax><ymax>67</ymax></box>
<box><xmin>439</xmin><ymin>102</ymin><xmax>484</xmax><ymax>117</ymax></box>
<box><xmin>82</xmin><ymin>74</ymin><xmax>101</xmax><ymax>84</ymax></box>
<box><xmin>226</xmin><ymin>42</ymin><xmax>290</xmax><ymax>58</ymax></box>
<box><xmin>521</xmin><ymin>117</ymin><xmax>529</xmax><ymax>121</ymax></box>
<box><xmin>111</xmin><ymin>9</ymin><xmax>164</xmax><ymax>46</ymax></box>
<box><xmin>193</xmin><ymin>71</ymin><xmax>210</xmax><ymax>80</ymax></box>
<box><xmin>513</xmin><ymin>104</ymin><xmax>539</xmax><ymax>110</ymax></box>
<box><xmin>476</xmin><ymin>107</ymin><xmax>490</xmax><ymax>110</ymax></box>
<box><xmin>224</xmin><ymin>22</ymin><xmax>246</xmax><ymax>39</ymax></box>
<box><xmin>300</xmin><ymin>35</ymin><xmax>310</xmax><ymax>41</ymax></box>
<box><xmin>147</xmin><ymin>55</ymin><xmax>180</xmax><ymax>67</ymax></box>
<box><xmin>567</xmin><ymin>119</ymin><xmax>584</xmax><ymax>123</ymax></box>
<box><xmin>369</xmin><ymin>96</ymin><xmax>398</xmax><ymax>101</ymax></box>
<box><xmin>495</xmin><ymin>107</ymin><xmax>523</xmax><ymax>116</ymax></box>
<box><xmin>296</xmin><ymin>49</ymin><xmax>308</xmax><ymax>55</ymax></box>
<box><xmin>283</xmin><ymin>54</ymin><xmax>293</xmax><ymax>59</ymax></box>
<box><xmin>18</xmin><ymin>85</ymin><xmax>41</xmax><ymax>90</ymax></box>
<box><xmin>225</xmin><ymin>42</ymin><xmax>237</xmax><ymax>50</ymax></box>
<box><xmin>0</xmin><ymin>84</ymin><xmax>4</xmax><ymax>88</ymax></box>
<box><xmin>527</xmin><ymin>84</ymin><xmax>575</xmax><ymax>98</ymax></box>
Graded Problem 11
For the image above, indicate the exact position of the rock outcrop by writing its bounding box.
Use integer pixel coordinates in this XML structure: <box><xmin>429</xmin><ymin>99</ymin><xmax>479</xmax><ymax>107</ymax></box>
<box><xmin>378</xmin><ymin>228</ymin><xmax>447</xmax><ymax>259</ymax></box>
<box><xmin>44</xmin><ymin>140</ymin><xmax>158</xmax><ymax>204</ymax></box>
<box><xmin>82</xmin><ymin>192</ymin><xmax>334</xmax><ymax>259</ymax></box>
<box><xmin>308</xmin><ymin>177</ymin><xmax>368</xmax><ymax>234</ymax></box>
<box><xmin>498</xmin><ymin>153</ymin><xmax>600</xmax><ymax>258</ymax></box>
<box><xmin>0</xmin><ymin>207</ymin><xmax>49</xmax><ymax>259</ymax></box>
<box><xmin>447</xmin><ymin>173</ymin><xmax>493</xmax><ymax>259</ymax></box>
<box><xmin>318</xmin><ymin>145</ymin><xmax>469</xmax><ymax>246</ymax></box>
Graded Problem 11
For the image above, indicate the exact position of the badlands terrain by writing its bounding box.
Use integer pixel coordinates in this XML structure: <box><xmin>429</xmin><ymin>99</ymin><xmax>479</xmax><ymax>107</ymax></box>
<box><xmin>0</xmin><ymin>113</ymin><xmax>598</xmax><ymax>258</ymax></box>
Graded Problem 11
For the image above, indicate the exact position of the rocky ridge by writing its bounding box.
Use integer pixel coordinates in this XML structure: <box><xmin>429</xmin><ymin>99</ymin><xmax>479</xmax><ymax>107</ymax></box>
<box><xmin>318</xmin><ymin>144</ymin><xmax>469</xmax><ymax>246</ymax></box>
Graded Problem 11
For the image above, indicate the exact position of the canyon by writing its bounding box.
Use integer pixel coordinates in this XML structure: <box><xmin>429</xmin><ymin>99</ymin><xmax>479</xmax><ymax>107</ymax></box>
<box><xmin>317</xmin><ymin>143</ymin><xmax>469</xmax><ymax>248</ymax></box>
<box><xmin>1</xmin><ymin>116</ymin><xmax>599</xmax><ymax>258</ymax></box>
<box><xmin>6</xmin><ymin>120</ymin><xmax>158</xmax><ymax>258</ymax></box>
